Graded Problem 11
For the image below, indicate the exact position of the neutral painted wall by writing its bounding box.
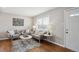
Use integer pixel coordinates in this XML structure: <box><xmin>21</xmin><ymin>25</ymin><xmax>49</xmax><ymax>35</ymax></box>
<box><xmin>33</xmin><ymin>7</ymin><xmax>66</xmax><ymax>46</ymax></box>
<box><xmin>49</xmin><ymin>8</ymin><xmax>65</xmax><ymax>46</ymax></box>
<box><xmin>0</xmin><ymin>12</ymin><xmax>33</xmax><ymax>32</ymax></box>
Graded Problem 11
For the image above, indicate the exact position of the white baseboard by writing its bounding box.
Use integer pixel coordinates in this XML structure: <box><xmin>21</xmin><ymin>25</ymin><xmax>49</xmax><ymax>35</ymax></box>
<box><xmin>44</xmin><ymin>40</ymin><xmax>65</xmax><ymax>48</ymax></box>
<box><xmin>51</xmin><ymin>41</ymin><xmax>65</xmax><ymax>47</ymax></box>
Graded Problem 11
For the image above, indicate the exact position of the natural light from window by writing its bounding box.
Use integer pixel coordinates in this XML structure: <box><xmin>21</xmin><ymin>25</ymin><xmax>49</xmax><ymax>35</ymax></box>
<box><xmin>36</xmin><ymin>16</ymin><xmax>49</xmax><ymax>31</ymax></box>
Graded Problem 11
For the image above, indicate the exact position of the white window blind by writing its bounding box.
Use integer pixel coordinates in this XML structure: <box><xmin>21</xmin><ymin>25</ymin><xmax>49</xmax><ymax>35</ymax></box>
<box><xmin>36</xmin><ymin>16</ymin><xmax>49</xmax><ymax>31</ymax></box>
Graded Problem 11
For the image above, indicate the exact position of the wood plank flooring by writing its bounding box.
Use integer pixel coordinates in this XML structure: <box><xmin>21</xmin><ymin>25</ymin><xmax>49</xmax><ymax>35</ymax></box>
<box><xmin>0</xmin><ymin>39</ymin><xmax>73</xmax><ymax>52</ymax></box>
<box><xmin>0</xmin><ymin>39</ymin><xmax>12</xmax><ymax>52</ymax></box>
<box><xmin>29</xmin><ymin>40</ymin><xmax>73</xmax><ymax>52</ymax></box>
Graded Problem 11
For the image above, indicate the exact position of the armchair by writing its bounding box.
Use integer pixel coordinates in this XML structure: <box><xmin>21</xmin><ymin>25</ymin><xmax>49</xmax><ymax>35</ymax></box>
<box><xmin>7</xmin><ymin>30</ymin><xmax>20</xmax><ymax>40</ymax></box>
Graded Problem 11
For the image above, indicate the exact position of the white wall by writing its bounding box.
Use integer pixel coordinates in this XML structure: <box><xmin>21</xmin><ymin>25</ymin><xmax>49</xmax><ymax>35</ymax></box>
<box><xmin>33</xmin><ymin>7</ymin><xmax>66</xmax><ymax>46</ymax></box>
<box><xmin>49</xmin><ymin>8</ymin><xmax>65</xmax><ymax>46</ymax></box>
<box><xmin>0</xmin><ymin>12</ymin><xmax>33</xmax><ymax>32</ymax></box>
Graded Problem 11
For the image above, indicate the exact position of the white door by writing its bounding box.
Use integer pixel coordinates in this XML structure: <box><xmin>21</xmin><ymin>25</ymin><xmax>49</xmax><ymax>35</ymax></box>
<box><xmin>64</xmin><ymin>8</ymin><xmax>79</xmax><ymax>51</ymax></box>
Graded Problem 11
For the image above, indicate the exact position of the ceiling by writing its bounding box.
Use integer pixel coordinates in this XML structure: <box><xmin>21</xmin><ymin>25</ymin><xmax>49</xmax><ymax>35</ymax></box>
<box><xmin>0</xmin><ymin>7</ymin><xmax>55</xmax><ymax>17</ymax></box>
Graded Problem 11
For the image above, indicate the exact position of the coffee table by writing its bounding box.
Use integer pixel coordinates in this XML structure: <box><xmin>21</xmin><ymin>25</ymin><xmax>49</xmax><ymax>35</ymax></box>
<box><xmin>20</xmin><ymin>35</ymin><xmax>32</xmax><ymax>45</ymax></box>
<box><xmin>20</xmin><ymin>35</ymin><xmax>32</xmax><ymax>40</ymax></box>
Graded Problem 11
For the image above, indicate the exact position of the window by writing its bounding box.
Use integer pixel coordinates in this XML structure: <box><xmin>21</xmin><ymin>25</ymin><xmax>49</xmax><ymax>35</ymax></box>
<box><xmin>36</xmin><ymin>16</ymin><xmax>49</xmax><ymax>31</ymax></box>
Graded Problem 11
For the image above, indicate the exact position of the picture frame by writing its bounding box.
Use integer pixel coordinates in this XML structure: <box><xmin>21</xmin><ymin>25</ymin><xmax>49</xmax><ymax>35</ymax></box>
<box><xmin>13</xmin><ymin>18</ymin><xmax>24</xmax><ymax>26</ymax></box>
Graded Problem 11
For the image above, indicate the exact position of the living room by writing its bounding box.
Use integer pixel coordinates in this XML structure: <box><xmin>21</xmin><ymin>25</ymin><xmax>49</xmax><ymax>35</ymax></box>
<box><xmin>0</xmin><ymin>7</ymin><xmax>78</xmax><ymax>52</ymax></box>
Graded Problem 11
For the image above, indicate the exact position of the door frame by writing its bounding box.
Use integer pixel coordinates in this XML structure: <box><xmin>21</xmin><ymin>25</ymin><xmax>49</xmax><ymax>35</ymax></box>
<box><xmin>64</xmin><ymin>7</ymin><xmax>79</xmax><ymax>50</ymax></box>
<box><xmin>64</xmin><ymin>9</ymin><xmax>70</xmax><ymax>48</ymax></box>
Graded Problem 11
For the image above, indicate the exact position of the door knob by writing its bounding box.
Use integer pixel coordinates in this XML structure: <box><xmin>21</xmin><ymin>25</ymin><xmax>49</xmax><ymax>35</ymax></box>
<box><xmin>66</xmin><ymin>32</ymin><xmax>68</xmax><ymax>33</ymax></box>
<box><xmin>65</xmin><ymin>29</ymin><xmax>68</xmax><ymax>34</ymax></box>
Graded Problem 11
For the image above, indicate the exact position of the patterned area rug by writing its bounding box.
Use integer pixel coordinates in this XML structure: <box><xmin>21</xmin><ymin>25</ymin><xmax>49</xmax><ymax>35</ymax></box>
<box><xmin>12</xmin><ymin>39</ymin><xmax>40</xmax><ymax>52</ymax></box>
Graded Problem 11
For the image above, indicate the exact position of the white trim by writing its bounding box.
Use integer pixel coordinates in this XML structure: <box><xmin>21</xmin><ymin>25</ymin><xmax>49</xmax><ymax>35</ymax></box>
<box><xmin>0</xmin><ymin>38</ymin><xmax>9</xmax><ymax>40</ymax></box>
<box><xmin>45</xmin><ymin>39</ymin><xmax>65</xmax><ymax>47</ymax></box>
<box><xmin>51</xmin><ymin>41</ymin><xmax>65</xmax><ymax>48</ymax></box>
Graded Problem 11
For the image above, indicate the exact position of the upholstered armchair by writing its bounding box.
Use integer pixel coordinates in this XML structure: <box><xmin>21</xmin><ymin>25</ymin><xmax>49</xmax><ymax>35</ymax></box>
<box><xmin>7</xmin><ymin>30</ymin><xmax>20</xmax><ymax>40</ymax></box>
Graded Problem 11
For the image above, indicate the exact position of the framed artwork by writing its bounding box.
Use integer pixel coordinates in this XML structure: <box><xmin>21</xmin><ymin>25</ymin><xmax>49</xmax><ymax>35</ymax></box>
<box><xmin>13</xmin><ymin>18</ymin><xmax>24</xmax><ymax>26</ymax></box>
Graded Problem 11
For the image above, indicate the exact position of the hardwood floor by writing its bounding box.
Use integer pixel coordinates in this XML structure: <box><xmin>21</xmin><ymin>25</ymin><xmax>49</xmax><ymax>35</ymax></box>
<box><xmin>0</xmin><ymin>39</ymin><xmax>73</xmax><ymax>52</ymax></box>
<box><xmin>29</xmin><ymin>40</ymin><xmax>73</xmax><ymax>52</ymax></box>
<box><xmin>0</xmin><ymin>39</ymin><xmax>12</xmax><ymax>52</ymax></box>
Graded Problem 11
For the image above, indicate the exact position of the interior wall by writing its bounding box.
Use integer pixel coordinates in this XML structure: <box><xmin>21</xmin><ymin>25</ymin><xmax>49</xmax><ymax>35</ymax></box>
<box><xmin>33</xmin><ymin>7</ymin><xmax>66</xmax><ymax>46</ymax></box>
<box><xmin>0</xmin><ymin>12</ymin><xmax>33</xmax><ymax>32</ymax></box>
<box><xmin>50</xmin><ymin>8</ymin><xmax>65</xmax><ymax>46</ymax></box>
